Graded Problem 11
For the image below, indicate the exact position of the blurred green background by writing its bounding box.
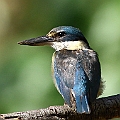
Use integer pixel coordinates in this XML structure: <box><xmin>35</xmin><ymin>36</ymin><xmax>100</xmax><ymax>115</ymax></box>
<box><xmin>0</xmin><ymin>0</ymin><xmax>120</xmax><ymax>119</ymax></box>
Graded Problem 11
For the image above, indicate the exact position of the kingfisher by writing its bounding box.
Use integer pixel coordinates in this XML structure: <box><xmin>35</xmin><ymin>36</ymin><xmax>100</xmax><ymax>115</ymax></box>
<box><xmin>18</xmin><ymin>26</ymin><xmax>103</xmax><ymax>114</ymax></box>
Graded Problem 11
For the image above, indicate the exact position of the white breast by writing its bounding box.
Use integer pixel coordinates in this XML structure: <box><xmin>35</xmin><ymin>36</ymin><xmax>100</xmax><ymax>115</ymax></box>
<box><xmin>51</xmin><ymin>41</ymin><xmax>87</xmax><ymax>51</ymax></box>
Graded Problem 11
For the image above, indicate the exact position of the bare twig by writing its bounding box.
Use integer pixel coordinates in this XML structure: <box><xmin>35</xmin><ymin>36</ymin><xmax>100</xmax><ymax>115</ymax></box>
<box><xmin>0</xmin><ymin>94</ymin><xmax>120</xmax><ymax>120</ymax></box>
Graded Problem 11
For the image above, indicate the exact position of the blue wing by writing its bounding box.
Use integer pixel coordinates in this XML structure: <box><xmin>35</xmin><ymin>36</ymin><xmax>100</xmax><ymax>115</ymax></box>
<box><xmin>53</xmin><ymin>57</ymin><xmax>72</xmax><ymax>106</ymax></box>
<box><xmin>53</xmin><ymin>52</ymin><xmax>91</xmax><ymax>113</ymax></box>
<box><xmin>73</xmin><ymin>62</ymin><xmax>90</xmax><ymax>113</ymax></box>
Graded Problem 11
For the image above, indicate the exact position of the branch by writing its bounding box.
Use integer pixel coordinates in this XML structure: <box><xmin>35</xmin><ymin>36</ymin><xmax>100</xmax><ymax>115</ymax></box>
<box><xmin>0</xmin><ymin>94</ymin><xmax>120</xmax><ymax>120</ymax></box>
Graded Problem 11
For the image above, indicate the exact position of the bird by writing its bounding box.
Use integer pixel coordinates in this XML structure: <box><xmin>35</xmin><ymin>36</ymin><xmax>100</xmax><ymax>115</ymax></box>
<box><xmin>18</xmin><ymin>26</ymin><xmax>103</xmax><ymax>114</ymax></box>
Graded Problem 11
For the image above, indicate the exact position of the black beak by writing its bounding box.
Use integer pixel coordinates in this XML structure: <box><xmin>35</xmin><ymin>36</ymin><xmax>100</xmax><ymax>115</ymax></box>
<box><xmin>18</xmin><ymin>36</ymin><xmax>54</xmax><ymax>46</ymax></box>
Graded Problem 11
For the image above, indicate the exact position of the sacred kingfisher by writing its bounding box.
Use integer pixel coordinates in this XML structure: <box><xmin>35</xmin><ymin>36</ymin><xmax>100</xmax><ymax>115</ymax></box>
<box><xmin>18</xmin><ymin>26</ymin><xmax>103</xmax><ymax>114</ymax></box>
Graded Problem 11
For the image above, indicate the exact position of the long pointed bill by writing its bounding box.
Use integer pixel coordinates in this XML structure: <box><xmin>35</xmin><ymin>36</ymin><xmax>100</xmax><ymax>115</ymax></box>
<box><xmin>18</xmin><ymin>36</ymin><xmax>54</xmax><ymax>46</ymax></box>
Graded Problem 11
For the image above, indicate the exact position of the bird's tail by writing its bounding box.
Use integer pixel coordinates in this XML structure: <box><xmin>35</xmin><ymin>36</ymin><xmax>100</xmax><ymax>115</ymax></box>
<box><xmin>74</xmin><ymin>94</ymin><xmax>90</xmax><ymax>114</ymax></box>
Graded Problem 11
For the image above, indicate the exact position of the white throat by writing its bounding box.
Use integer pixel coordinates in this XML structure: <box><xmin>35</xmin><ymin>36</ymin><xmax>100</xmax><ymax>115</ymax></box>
<box><xmin>51</xmin><ymin>41</ymin><xmax>87</xmax><ymax>51</ymax></box>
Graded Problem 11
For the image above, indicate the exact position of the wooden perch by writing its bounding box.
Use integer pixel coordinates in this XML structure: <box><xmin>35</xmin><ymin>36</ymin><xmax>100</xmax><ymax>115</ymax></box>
<box><xmin>0</xmin><ymin>94</ymin><xmax>120</xmax><ymax>120</ymax></box>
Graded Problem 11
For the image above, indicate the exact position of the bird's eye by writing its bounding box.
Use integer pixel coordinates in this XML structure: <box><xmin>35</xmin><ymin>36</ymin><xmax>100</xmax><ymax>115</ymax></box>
<box><xmin>57</xmin><ymin>32</ymin><xmax>66</xmax><ymax>37</ymax></box>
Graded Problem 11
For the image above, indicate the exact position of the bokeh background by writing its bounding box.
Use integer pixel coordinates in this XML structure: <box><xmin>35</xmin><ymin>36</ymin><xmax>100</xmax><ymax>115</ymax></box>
<box><xmin>0</xmin><ymin>0</ymin><xmax>120</xmax><ymax>119</ymax></box>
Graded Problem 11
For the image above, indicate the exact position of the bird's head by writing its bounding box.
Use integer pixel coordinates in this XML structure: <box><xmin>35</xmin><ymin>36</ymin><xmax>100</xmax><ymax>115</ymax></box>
<box><xmin>18</xmin><ymin>26</ymin><xmax>90</xmax><ymax>51</ymax></box>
